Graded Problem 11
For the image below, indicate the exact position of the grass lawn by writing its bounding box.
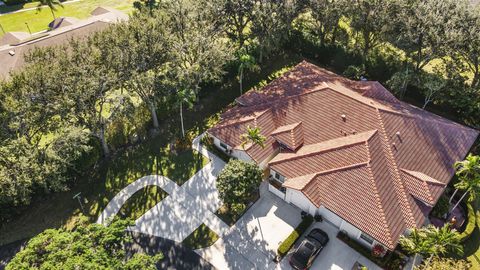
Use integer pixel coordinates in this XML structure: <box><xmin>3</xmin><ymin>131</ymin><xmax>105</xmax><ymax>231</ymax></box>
<box><xmin>182</xmin><ymin>223</ymin><xmax>219</xmax><ymax>249</ymax></box>
<box><xmin>0</xmin><ymin>52</ymin><xmax>303</xmax><ymax>246</ymax></box>
<box><xmin>0</xmin><ymin>0</ymin><xmax>135</xmax><ymax>37</ymax></box>
<box><xmin>117</xmin><ymin>186</ymin><xmax>168</xmax><ymax>221</ymax></box>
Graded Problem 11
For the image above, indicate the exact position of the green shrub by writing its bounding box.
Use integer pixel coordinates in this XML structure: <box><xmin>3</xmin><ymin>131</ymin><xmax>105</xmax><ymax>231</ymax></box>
<box><xmin>458</xmin><ymin>203</ymin><xmax>476</xmax><ymax>242</ymax></box>
<box><xmin>431</xmin><ymin>195</ymin><xmax>450</xmax><ymax>218</ymax></box>
<box><xmin>277</xmin><ymin>215</ymin><xmax>314</xmax><ymax>257</ymax></box>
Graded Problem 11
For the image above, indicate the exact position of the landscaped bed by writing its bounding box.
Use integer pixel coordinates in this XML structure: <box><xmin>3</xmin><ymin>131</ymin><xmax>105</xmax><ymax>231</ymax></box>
<box><xmin>336</xmin><ymin>231</ymin><xmax>407</xmax><ymax>269</ymax></box>
<box><xmin>117</xmin><ymin>186</ymin><xmax>168</xmax><ymax>221</ymax></box>
<box><xmin>182</xmin><ymin>223</ymin><xmax>219</xmax><ymax>250</ymax></box>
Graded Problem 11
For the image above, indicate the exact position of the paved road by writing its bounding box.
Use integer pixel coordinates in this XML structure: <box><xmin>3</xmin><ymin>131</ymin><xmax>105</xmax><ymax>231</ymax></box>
<box><xmin>126</xmin><ymin>231</ymin><xmax>214</xmax><ymax>270</ymax></box>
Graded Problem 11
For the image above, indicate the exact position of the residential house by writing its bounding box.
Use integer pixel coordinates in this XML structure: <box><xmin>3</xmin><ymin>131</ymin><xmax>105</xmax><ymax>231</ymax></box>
<box><xmin>208</xmin><ymin>61</ymin><xmax>479</xmax><ymax>251</ymax></box>
<box><xmin>0</xmin><ymin>7</ymin><xmax>128</xmax><ymax>79</ymax></box>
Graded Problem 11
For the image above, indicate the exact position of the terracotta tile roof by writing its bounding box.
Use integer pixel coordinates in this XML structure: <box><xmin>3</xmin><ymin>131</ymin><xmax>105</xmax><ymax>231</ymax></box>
<box><xmin>271</xmin><ymin>122</ymin><xmax>304</xmax><ymax>150</ymax></box>
<box><xmin>208</xmin><ymin>61</ymin><xmax>479</xmax><ymax>249</ymax></box>
<box><xmin>402</xmin><ymin>170</ymin><xmax>446</xmax><ymax>205</ymax></box>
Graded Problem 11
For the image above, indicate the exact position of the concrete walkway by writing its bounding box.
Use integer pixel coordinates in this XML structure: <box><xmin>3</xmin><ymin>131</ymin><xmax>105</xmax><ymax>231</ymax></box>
<box><xmin>196</xmin><ymin>187</ymin><xmax>302</xmax><ymax>270</ymax></box>
<box><xmin>97</xmin><ymin>133</ymin><xmax>229</xmax><ymax>243</ymax></box>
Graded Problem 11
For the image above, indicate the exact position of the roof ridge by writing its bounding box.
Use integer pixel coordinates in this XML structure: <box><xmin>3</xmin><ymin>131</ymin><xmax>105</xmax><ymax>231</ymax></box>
<box><xmin>271</xmin><ymin>122</ymin><xmax>302</xmax><ymax>135</ymax></box>
<box><xmin>401</xmin><ymin>169</ymin><xmax>446</xmax><ymax>185</ymax></box>
<box><xmin>270</xmin><ymin>130</ymin><xmax>377</xmax><ymax>165</ymax></box>
<box><xmin>373</xmin><ymin>109</ymin><xmax>417</xmax><ymax>228</ymax></box>
<box><xmin>364</xmin><ymin>157</ymin><xmax>395</xmax><ymax>248</ymax></box>
<box><xmin>300</xmin><ymin>162</ymin><xmax>369</xmax><ymax>191</ymax></box>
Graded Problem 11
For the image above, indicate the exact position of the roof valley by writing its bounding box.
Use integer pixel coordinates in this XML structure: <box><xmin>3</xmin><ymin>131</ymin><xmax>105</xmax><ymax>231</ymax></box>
<box><xmin>374</xmin><ymin>108</ymin><xmax>417</xmax><ymax>228</ymax></box>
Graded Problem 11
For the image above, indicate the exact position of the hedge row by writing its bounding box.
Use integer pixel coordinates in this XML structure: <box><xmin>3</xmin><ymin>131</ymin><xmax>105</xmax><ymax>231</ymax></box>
<box><xmin>277</xmin><ymin>215</ymin><xmax>314</xmax><ymax>258</ymax></box>
<box><xmin>458</xmin><ymin>203</ymin><xmax>476</xmax><ymax>242</ymax></box>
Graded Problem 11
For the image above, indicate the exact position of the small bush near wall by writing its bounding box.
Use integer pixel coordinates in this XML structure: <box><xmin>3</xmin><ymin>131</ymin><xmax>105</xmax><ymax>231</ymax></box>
<box><xmin>337</xmin><ymin>232</ymin><xmax>407</xmax><ymax>269</ymax></box>
<box><xmin>458</xmin><ymin>203</ymin><xmax>476</xmax><ymax>242</ymax></box>
<box><xmin>277</xmin><ymin>215</ymin><xmax>314</xmax><ymax>258</ymax></box>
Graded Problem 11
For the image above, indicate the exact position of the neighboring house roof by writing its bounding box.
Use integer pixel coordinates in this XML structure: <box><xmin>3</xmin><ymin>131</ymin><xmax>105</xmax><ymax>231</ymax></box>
<box><xmin>208</xmin><ymin>61</ymin><xmax>479</xmax><ymax>249</ymax></box>
<box><xmin>0</xmin><ymin>32</ymin><xmax>30</xmax><ymax>46</ymax></box>
<box><xmin>0</xmin><ymin>7</ymin><xmax>127</xmax><ymax>79</ymax></box>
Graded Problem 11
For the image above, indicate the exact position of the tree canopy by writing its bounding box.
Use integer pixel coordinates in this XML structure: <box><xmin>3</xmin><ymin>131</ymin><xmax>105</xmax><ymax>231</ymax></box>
<box><xmin>217</xmin><ymin>159</ymin><xmax>263</xmax><ymax>206</ymax></box>
<box><xmin>6</xmin><ymin>218</ymin><xmax>162</xmax><ymax>270</ymax></box>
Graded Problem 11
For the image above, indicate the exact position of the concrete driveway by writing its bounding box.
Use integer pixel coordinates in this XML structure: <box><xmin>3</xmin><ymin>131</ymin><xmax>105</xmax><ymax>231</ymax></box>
<box><xmin>277</xmin><ymin>221</ymin><xmax>382</xmax><ymax>270</ymax></box>
<box><xmin>196</xmin><ymin>189</ymin><xmax>302</xmax><ymax>270</ymax></box>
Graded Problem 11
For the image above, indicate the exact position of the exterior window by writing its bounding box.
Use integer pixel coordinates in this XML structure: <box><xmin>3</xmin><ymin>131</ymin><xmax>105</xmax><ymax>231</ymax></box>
<box><xmin>274</xmin><ymin>172</ymin><xmax>285</xmax><ymax>183</ymax></box>
<box><xmin>359</xmin><ymin>232</ymin><xmax>374</xmax><ymax>245</ymax></box>
<box><xmin>219</xmin><ymin>142</ymin><xmax>228</xmax><ymax>150</ymax></box>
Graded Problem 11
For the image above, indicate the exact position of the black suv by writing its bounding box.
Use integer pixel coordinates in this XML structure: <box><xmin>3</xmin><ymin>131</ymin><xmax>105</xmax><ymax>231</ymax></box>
<box><xmin>289</xmin><ymin>228</ymin><xmax>329</xmax><ymax>270</ymax></box>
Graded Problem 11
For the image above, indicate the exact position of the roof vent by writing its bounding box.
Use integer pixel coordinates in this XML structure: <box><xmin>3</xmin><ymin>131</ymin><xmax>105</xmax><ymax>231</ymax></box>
<box><xmin>352</xmin><ymin>130</ymin><xmax>357</xmax><ymax>135</ymax></box>
<box><xmin>341</xmin><ymin>114</ymin><xmax>346</xmax><ymax>122</ymax></box>
<box><xmin>8</xmin><ymin>50</ymin><xmax>15</xmax><ymax>56</ymax></box>
<box><xmin>396</xmin><ymin>131</ymin><xmax>403</xmax><ymax>143</ymax></box>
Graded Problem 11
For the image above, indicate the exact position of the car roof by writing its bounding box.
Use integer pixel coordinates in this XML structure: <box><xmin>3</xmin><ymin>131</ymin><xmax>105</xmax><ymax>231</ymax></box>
<box><xmin>307</xmin><ymin>228</ymin><xmax>329</xmax><ymax>245</ymax></box>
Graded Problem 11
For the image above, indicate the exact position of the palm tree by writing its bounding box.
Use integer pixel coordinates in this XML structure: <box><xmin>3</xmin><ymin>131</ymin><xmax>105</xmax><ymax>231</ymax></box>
<box><xmin>240</xmin><ymin>126</ymin><xmax>266</xmax><ymax>149</ymax></box>
<box><xmin>399</xmin><ymin>227</ymin><xmax>434</xmax><ymax>268</ymax></box>
<box><xmin>450</xmin><ymin>154</ymin><xmax>480</xmax><ymax>213</ymax></box>
<box><xmin>37</xmin><ymin>0</ymin><xmax>63</xmax><ymax>20</ymax></box>
<box><xmin>176</xmin><ymin>88</ymin><xmax>195</xmax><ymax>138</ymax></box>
<box><xmin>400</xmin><ymin>224</ymin><xmax>462</xmax><ymax>268</ymax></box>
<box><xmin>237</xmin><ymin>53</ymin><xmax>258</xmax><ymax>95</ymax></box>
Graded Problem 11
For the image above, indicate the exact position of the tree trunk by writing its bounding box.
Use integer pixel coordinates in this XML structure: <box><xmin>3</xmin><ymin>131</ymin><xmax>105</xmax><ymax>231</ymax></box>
<box><xmin>50</xmin><ymin>7</ymin><xmax>56</xmax><ymax>20</ymax></box>
<box><xmin>259</xmin><ymin>48</ymin><xmax>264</xmax><ymax>64</ymax></box>
<box><xmin>180</xmin><ymin>101</ymin><xmax>185</xmax><ymax>137</ymax></box>
<box><xmin>449</xmin><ymin>189</ymin><xmax>459</xmax><ymax>204</ymax></box>
<box><xmin>239</xmin><ymin>68</ymin><xmax>244</xmax><ymax>95</ymax></box>
<box><xmin>149</xmin><ymin>103</ymin><xmax>159</xmax><ymax>129</ymax></box>
<box><xmin>99</xmin><ymin>126</ymin><xmax>110</xmax><ymax>157</ymax></box>
<box><xmin>472</xmin><ymin>67</ymin><xmax>479</xmax><ymax>88</ymax></box>
<box><xmin>450</xmin><ymin>191</ymin><xmax>469</xmax><ymax>214</ymax></box>
<box><xmin>424</xmin><ymin>254</ymin><xmax>434</xmax><ymax>268</ymax></box>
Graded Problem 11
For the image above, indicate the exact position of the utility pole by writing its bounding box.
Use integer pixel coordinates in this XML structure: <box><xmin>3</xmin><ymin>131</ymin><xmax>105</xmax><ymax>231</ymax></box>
<box><xmin>0</xmin><ymin>23</ymin><xmax>5</xmax><ymax>35</ymax></box>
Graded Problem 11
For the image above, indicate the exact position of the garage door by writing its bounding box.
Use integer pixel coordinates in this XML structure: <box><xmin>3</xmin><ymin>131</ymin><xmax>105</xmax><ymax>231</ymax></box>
<box><xmin>319</xmin><ymin>207</ymin><xmax>342</xmax><ymax>228</ymax></box>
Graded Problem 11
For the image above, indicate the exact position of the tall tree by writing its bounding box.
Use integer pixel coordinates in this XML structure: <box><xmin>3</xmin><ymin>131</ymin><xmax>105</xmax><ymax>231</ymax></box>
<box><xmin>216</xmin><ymin>0</ymin><xmax>255</xmax><ymax>49</ymax></box>
<box><xmin>389</xmin><ymin>0</ymin><xmax>463</xmax><ymax>73</ymax></box>
<box><xmin>65</xmin><ymin>36</ymin><xmax>125</xmax><ymax>157</ymax></box>
<box><xmin>347</xmin><ymin>0</ymin><xmax>391</xmax><ymax>60</ymax></box>
<box><xmin>237</xmin><ymin>53</ymin><xmax>258</xmax><ymax>94</ymax></box>
<box><xmin>175</xmin><ymin>88</ymin><xmax>195</xmax><ymax>138</ymax></box>
<box><xmin>419</xmin><ymin>73</ymin><xmax>445</xmax><ymax>109</ymax></box>
<box><xmin>307</xmin><ymin>0</ymin><xmax>346</xmax><ymax>47</ymax></box>
<box><xmin>37</xmin><ymin>0</ymin><xmax>63</xmax><ymax>20</ymax></box>
<box><xmin>250</xmin><ymin>0</ymin><xmax>297</xmax><ymax>62</ymax></box>
<box><xmin>450</xmin><ymin>3</ymin><xmax>480</xmax><ymax>88</ymax></box>
<box><xmin>450</xmin><ymin>154</ymin><xmax>480</xmax><ymax>213</ymax></box>
<box><xmin>103</xmin><ymin>11</ymin><xmax>172</xmax><ymax>131</ymax></box>
<box><xmin>164</xmin><ymin>0</ymin><xmax>232</xmax><ymax>134</ymax></box>
<box><xmin>6</xmin><ymin>219</ymin><xmax>162</xmax><ymax>269</ymax></box>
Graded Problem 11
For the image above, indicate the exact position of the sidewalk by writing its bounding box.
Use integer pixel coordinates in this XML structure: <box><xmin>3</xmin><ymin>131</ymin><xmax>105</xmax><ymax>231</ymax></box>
<box><xmin>97</xmin><ymin>133</ymin><xmax>229</xmax><ymax>242</ymax></box>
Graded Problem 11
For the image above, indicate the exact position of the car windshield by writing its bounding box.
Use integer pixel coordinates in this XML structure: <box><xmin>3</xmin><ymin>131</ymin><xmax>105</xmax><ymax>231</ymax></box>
<box><xmin>292</xmin><ymin>241</ymin><xmax>315</xmax><ymax>263</ymax></box>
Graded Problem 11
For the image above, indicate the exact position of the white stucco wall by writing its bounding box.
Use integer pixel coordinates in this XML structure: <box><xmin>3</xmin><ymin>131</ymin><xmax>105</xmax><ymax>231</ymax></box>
<box><xmin>211</xmin><ymin>136</ymin><xmax>253</xmax><ymax>162</ymax></box>
<box><xmin>231</xmin><ymin>149</ymin><xmax>252</xmax><ymax>162</ymax></box>
<box><xmin>285</xmin><ymin>188</ymin><xmax>317</xmax><ymax>215</ymax></box>
<box><xmin>285</xmin><ymin>187</ymin><xmax>377</xmax><ymax>249</ymax></box>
